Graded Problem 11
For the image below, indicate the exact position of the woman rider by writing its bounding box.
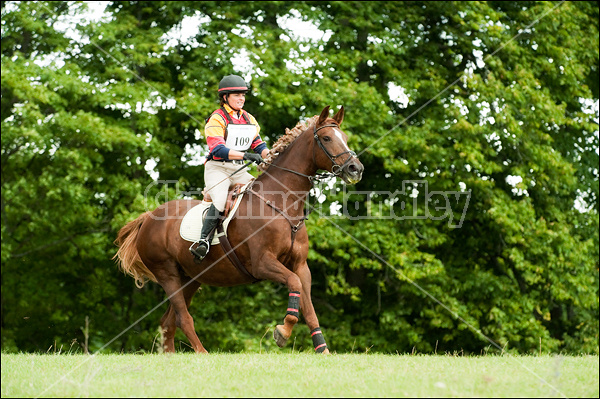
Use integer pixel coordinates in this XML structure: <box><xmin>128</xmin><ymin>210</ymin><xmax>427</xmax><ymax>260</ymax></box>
<box><xmin>190</xmin><ymin>74</ymin><xmax>269</xmax><ymax>260</ymax></box>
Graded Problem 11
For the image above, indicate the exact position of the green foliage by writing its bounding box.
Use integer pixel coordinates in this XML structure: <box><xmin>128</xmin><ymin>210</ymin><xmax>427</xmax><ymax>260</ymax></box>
<box><xmin>1</xmin><ymin>1</ymin><xmax>598</xmax><ymax>355</ymax></box>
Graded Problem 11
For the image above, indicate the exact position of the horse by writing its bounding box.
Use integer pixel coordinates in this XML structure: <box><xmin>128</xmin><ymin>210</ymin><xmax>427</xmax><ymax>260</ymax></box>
<box><xmin>114</xmin><ymin>105</ymin><xmax>364</xmax><ymax>354</ymax></box>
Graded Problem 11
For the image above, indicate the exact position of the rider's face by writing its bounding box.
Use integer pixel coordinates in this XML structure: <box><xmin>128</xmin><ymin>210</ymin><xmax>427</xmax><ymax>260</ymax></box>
<box><xmin>227</xmin><ymin>93</ymin><xmax>246</xmax><ymax>110</ymax></box>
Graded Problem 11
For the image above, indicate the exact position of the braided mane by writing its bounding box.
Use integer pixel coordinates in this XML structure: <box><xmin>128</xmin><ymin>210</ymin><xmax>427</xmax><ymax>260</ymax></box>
<box><xmin>257</xmin><ymin>115</ymin><xmax>319</xmax><ymax>173</ymax></box>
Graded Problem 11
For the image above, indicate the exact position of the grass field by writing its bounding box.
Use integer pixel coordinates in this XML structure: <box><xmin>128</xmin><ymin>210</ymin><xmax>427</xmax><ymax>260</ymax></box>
<box><xmin>1</xmin><ymin>352</ymin><xmax>598</xmax><ymax>397</ymax></box>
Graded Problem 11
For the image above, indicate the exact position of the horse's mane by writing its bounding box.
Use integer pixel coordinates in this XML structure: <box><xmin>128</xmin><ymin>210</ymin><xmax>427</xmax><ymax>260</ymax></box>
<box><xmin>257</xmin><ymin>115</ymin><xmax>319</xmax><ymax>173</ymax></box>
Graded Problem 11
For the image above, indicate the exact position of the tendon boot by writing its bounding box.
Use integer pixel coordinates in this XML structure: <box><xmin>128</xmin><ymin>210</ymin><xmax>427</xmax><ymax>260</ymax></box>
<box><xmin>190</xmin><ymin>204</ymin><xmax>222</xmax><ymax>261</ymax></box>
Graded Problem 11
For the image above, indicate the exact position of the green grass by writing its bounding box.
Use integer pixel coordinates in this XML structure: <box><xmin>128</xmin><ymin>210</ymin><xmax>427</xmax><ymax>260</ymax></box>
<box><xmin>1</xmin><ymin>352</ymin><xmax>598</xmax><ymax>397</ymax></box>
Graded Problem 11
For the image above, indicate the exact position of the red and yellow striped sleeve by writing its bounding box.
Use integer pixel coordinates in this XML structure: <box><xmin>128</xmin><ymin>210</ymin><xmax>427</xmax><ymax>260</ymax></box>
<box><xmin>204</xmin><ymin>113</ymin><xmax>227</xmax><ymax>153</ymax></box>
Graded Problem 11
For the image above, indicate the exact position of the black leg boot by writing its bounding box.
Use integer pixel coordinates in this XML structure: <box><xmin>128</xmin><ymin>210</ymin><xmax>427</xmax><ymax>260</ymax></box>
<box><xmin>190</xmin><ymin>204</ymin><xmax>221</xmax><ymax>260</ymax></box>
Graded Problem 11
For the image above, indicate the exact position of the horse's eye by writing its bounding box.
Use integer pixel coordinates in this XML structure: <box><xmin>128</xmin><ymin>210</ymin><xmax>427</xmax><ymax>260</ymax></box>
<box><xmin>323</xmin><ymin>136</ymin><xmax>331</xmax><ymax>142</ymax></box>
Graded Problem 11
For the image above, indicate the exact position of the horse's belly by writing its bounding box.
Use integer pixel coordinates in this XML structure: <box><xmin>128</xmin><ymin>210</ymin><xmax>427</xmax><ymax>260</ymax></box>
<box><xmin>183</xmin><ymin>258</ymin><xmax>255</xmax><ymax>287</ymax></box>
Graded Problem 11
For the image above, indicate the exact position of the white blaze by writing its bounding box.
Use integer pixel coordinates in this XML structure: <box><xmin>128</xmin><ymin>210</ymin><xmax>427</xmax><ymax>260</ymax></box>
<box><xmin>334</xmin><ymin>129</ymin><xmax>352</xmax><ymax>153</ymax></box>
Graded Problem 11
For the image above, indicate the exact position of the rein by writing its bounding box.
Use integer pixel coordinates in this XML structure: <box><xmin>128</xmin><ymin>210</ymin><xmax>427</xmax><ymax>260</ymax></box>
<box><xmin>262</xmin><ymin>162</ymin><xmax>333</xmax><ymax>184</ymax></box>
<box><xmin>202</xmin><ymin>160</ymin><xmax>254</xmax><ymax>196</ymax></box>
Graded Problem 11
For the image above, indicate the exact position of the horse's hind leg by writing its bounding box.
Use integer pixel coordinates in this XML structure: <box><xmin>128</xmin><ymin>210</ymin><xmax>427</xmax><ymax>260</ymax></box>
<box><xmin>159</xmin><ymin>276</ymin><xmax>201</xmax><ymax>353</ymax></box>
<box><xmin>154</xmin><ymin>267</ymin><xmax>207</xmax><ymax>354</ymax></box>
<box><xmin>159</xmin><ymin>304</ymin><xmax>176</xmax><ymax>353</ymax></box>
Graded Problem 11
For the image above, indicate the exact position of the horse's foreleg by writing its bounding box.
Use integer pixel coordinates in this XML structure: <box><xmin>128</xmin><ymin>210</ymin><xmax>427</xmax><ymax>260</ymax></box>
<box><xmin>296</xmin><ymin>263</ymin><xmax>329</xmax><ymax>354</ymax></box>
<box><xmin>273</xmin><ymin>290</ymin><xmax>302</xmax><ymax>348</ymax></box>
<box><xmin>254</xmin><ymin>255</ymin><xmax>302</xmax><ymax>347</ymax></box>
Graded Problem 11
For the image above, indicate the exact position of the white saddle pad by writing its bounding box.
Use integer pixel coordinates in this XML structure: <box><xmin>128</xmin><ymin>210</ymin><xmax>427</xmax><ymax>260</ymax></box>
<box><xmin>179</xmin><ymin>182</ymin><xmax>250</xmax><ymax>245</ymax></box>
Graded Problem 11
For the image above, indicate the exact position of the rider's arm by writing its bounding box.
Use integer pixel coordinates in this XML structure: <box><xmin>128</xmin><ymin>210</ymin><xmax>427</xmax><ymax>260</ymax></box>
<box><xmin>205</xmin><ymin>114</ymin><xmax>231</xmax><ymax>160</ymax></box>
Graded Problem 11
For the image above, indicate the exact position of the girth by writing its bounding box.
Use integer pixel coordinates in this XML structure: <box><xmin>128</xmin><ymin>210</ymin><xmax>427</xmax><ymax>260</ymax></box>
<box><xmin>216</xmin><ymin>224</ymin><xmax>261</xmax><ymax>283</ymax></box>
<box><xmin>212</xmin><ymin>184</ymin><xmax>261</xmax><ymax>283</ymax></box>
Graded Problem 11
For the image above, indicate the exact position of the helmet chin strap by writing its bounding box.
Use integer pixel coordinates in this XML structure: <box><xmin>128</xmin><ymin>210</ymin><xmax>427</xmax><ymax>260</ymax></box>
<box><xmin>225</xmin><ymin>94</ymin><xmax>243</xmax><ymax>113</ymax></box>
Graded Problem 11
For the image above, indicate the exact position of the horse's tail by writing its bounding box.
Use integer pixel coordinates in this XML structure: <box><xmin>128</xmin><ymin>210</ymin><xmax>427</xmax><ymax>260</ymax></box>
<box><xmin>113</xmin><ymin>212</ymin><xmax>157</xmax><ymax>288</ymax></box>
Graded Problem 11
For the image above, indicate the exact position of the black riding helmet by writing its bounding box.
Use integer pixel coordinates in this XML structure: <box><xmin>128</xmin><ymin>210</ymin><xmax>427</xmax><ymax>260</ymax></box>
<box><xmin>218</xmin><ymin>74</ymin><xmax>250</xmax><ymax>95</ymax></box>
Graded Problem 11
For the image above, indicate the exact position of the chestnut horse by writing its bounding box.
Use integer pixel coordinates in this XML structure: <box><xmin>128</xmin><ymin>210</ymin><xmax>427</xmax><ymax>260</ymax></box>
<box><xmin>114</xmin><ymin>106</ymin><xmax>363</xmax><ymax>354</ymax></box>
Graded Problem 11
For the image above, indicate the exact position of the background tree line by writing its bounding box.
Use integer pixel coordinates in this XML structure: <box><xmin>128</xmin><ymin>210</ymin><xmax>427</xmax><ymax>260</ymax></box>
<box><xmin>2</xmin><ymin>1</ymin><xmax>598</xmax><ymax>354</ymax></box>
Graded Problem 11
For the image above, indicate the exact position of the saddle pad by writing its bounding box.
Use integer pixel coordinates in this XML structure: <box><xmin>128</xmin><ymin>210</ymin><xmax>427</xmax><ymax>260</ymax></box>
<box><xmin>179</xmin><ymin>182</ymin><xmax>250</xmax><ymax>245</ymax></box>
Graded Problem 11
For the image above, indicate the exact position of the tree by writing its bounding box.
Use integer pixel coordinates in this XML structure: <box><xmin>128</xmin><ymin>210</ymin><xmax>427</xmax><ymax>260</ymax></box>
<box><xmin>2</xmin><ymin>1</ymin><xmax>597</xmax><ymax>354</ymax></box>
<box><xmin>300</xmin><ymin>0</ymin><xmax>599</xmax><ymax>353</ymax></box>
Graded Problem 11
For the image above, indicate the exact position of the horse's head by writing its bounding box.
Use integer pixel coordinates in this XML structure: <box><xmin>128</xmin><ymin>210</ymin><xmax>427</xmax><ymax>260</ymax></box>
<box><xmin>313</xmin><ymin>106</ymin><xmax>364</xmax><ymax>184</ymax></box>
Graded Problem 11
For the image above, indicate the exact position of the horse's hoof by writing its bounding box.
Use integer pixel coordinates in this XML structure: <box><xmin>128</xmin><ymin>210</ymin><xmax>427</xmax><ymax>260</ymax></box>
<box><xmin>273</xmin><ymin>325</ymin><xmax>289</xmax><ymax>348</ymax></box>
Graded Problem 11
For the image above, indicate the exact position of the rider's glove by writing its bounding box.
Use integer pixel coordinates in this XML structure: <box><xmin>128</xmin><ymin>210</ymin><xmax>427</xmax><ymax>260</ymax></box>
<box><xmin>243</xmin><ymin>152</ymin><xmax>263</xmax><ymax>164</ymax></box>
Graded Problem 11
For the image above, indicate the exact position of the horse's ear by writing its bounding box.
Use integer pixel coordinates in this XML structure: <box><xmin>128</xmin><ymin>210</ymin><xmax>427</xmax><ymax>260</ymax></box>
<box><xmin>318</xmin><ymin>106</ymin><xmax>331</xmax><ymax>126</ymax></box>
<box><xmin>332</xmin><ymin>106</ymin><xmax>344</xmax><ymax>126</ymax></box>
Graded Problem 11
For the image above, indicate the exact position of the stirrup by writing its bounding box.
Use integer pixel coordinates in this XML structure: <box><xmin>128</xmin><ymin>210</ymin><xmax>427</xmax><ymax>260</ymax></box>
<box><xmin>190</xmin><ymin>238</ymin><xmax>211</xmax><ymax>260</ymax></box>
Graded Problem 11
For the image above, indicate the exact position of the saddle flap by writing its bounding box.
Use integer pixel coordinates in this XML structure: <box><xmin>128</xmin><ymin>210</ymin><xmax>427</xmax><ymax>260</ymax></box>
<box><xmin>224</xmin><ymin>183</ymin><xmax>245</xmax><ymax>218</ymax></box>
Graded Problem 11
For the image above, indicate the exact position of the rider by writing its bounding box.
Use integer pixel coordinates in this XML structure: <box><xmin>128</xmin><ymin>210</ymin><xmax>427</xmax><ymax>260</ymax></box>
<box><xmin>190</xmin><ymin>74</ymin><xmax>269</xmax><ymax>260</ymax></box>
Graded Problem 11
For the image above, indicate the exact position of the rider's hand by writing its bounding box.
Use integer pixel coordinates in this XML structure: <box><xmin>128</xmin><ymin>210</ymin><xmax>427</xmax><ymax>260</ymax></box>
<box><xmin>243</xmin><ymin>152</ymin><xmax>263</xmax><ymax>164</ymax></box>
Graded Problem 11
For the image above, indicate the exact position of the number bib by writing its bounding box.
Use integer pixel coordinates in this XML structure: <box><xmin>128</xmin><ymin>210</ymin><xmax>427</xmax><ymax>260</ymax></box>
<box><xmin>225</xmin><ymin>124</ymin><xmax>257</xmax><ymax>151</ymax></box>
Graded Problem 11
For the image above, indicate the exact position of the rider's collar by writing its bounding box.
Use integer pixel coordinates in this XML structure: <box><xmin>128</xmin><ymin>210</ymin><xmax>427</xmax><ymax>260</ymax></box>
<box><xmin>223</xmin><ymin>103</ymin><xmax>243</xmax><ymax>118</ymax></box>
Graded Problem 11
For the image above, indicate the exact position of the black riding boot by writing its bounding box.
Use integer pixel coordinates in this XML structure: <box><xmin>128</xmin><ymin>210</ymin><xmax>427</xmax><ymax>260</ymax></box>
<box><xmin>190</xmin><ymin>204</ymin><xmax>221</xmax><ymax>260</ymax></box>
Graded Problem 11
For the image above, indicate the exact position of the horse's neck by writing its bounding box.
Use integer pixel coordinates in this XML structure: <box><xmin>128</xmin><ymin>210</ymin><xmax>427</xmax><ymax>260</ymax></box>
<box><xmin>255</xmin><ymin>130</ymin><xmax>316</xmax><ymax>216</ymax></box>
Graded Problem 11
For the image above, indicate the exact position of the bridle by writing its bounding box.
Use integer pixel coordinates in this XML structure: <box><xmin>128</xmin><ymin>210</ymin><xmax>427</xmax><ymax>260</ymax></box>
<box><xmin>313</xmin><ymin>123</ymin><xmax>358</xmax><ymax>177</ymax></box>
<box><xmin>261</xmin><ymin>122</ymin><xmax>359</xmax><ymax>184</ymax></box>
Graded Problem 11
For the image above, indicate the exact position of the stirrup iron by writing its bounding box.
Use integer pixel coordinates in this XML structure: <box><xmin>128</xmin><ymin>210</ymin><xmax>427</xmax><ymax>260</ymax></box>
<box><xmin>190</xmin><ymin>238</ymin><xmax>211</xmax><ymax>260</ymax></box>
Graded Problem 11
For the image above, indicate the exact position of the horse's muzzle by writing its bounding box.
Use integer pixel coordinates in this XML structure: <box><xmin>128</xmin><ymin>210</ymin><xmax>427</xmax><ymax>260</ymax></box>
<box><xmin>341</xmin><ymin>158</ymin><xmax>364</xmax><ymax>184</ymax></box>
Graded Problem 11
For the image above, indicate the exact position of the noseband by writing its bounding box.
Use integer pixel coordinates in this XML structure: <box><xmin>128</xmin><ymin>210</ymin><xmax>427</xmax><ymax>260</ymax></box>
<box><xmin>313</xmin><ymin>124</ymin><xmax>358</xmax><ymax>176</ymax></box>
